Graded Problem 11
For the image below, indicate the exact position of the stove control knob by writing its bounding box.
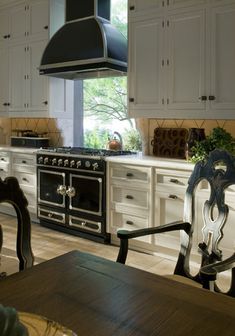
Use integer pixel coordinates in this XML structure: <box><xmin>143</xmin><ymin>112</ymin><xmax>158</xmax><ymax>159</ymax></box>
<box><xmin>70</xmin><ymin>160</ymin><xmax>75</xmax><ymax>168</ymax></box>
<box><xmin>38</xmin><ymin>156</ymin><xmax>43</xmax><ymax>164</ymax></box>
<box><xmin>44</xmin><ymin>157</ymin><xmax>49</xmax><ymax>164</ymax></box>
<box><xmin>85</xmin><ymin>161</ymin><xmax>91</xmax><ymax>168</ymax></box>
<box><xmin>76</xmin><ymin>160</ymin><xmax>82</xmax><ymax>168</ymax></box>
<box><xmin>58</xmin><ymin>159</ymin><xmax>63</xmax><ymax>166</ymax></box>
<box><xmin>64</xmin><ymin>159</ymin><xmax>69</xmax><ymax>167</ymax></box>
<box><xmin>92</xmin><ymin>162</ymin><xmax>99</xmax><ymax>171</ymax></box>
<box><xmin>52</xmin><ymin>158</ymin><xmax>57</xmax><ymax>165</ymax></box>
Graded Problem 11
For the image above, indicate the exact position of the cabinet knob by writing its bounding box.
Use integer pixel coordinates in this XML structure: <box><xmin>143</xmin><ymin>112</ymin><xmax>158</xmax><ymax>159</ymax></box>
<box><xmin>43</xmin><ymin>101</ymin><xmax>48</xmax><ymax>105</ymax></box>
<box><xmin>126</xmin><ymin>172</ymin><xmax>134</xmax><ymax>177</ymax></box>
<box><xmin>126</xmin><ymin>221</ymin><xmax>134</xmax><ymax>225</ymax></box>
<box><xmin>168</xmin><ymin>194</ymin><xmax>178</xmax><ymax>200</ymax></box>
<box><xmin>199</xmin><ymin>95</ymin><xmax>207</xmax><ymax>101</ymax></box>
<box><xmin>209</xmin><ymin>95</ymin><xmax>216</xmax><ymax>101</ymax></box>
<box><xmin>44</xmin><ymin>25</ymin><xmax>48</xmax><ymax>30</ymax></box>
<box><xmin>169</xmin><ymin>178</ymin><xmax>179</xmax><ymax>184</ymax></box>
<box><xmin>3</xmin><ymin>103</ymin><xmax>7</xmax><ymax>106</ymax></box>
<box><xmin>126</xmin><ymin>195</ymin><xmax>134</xmax><ymax>200</ymax></box>
<box><xmin>129</xmin><ymin>5</ymin><xmax>135</xmax><ymax>10</ymax></box>
<box><xmin>3</xmin><ymin>35</ymin><xmax>8</xmax><ymax>39</ymax></box>
<box><xmin>129</xmin><ymin>98</ymin><xmax>135</xmax><ymax>103</ymax></box>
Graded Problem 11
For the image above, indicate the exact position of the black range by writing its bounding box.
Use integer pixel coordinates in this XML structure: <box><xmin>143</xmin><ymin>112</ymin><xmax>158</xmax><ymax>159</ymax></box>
<box><xmin>36</xmin><ymin>147</ymin><xmax>135</xmax><ymax>243</ymax></box>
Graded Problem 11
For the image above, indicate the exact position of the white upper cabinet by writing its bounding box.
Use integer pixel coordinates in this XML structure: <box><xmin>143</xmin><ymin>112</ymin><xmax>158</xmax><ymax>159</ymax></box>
<box><xmin>0</xmin><ymin>0</ymin><xmax>73</xmax><ymax>118</ymax></box>
<box><xmin>166</xmin><ymin>9</ymin><xmax>206</xmax><ymax>115</ymax></box>
<box><xmin>207</xmin><ymin>2</ymin><xmax>235</xmax><ymax>116</ymax></box>
<box><xmin>128</xmin><ymin>14</ymin><xmax>164</xmax><ymax>116</ymax></box>
<box><xmin>128</xmin><ymin>0</ymin><xmax>235</xmax><ymax>119</ymax></box>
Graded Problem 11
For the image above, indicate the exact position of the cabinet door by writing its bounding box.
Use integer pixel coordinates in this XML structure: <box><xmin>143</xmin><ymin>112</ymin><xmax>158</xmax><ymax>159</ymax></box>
<box><xmin>128</xmin><ymin>15</ymin><xmax>164</xmax><ymax>117</ymax></box>
<box><xmin>129</xmin><ymin>0</ymin><xmax>163</xmax><ymax>16</ymax></box>
<box><xmin>28</xmin><ymin>0</ymin><xmax>49</xmax><ymax>40</ymax></box>
<box><xmin>209</xmin><ymin>3</ymin><xmax>235</xmax><ymax>112</ymax></box>
<box><xmin>8</xmin><ymin>43</ymin><xmax>26</xmax><ymax>113</ymax></box>
<box><xmin>9</xmin><ymin>3</ymin><xmax>27</xmax><ymax>42</ymax></box>
<box><xmin>0</xmin><ymin>46</ymin><xmax>9</xmax><ymax>114</ymax></box>
<box><xmin>166</xmin><ymin>9</ymin><xmax>206</xmax><ymax>113</ymax></box>
<box><xmin>0</xmin><ymin>9</ymin><xmax>9</xmax><ymax>44</ymax></box>
<box><xmin>154</xmin><ymin>191</ymin><xmax>185</xmax><ymax>250</ymax></box>
<box><xmin>27</xmin><ymin>40</ymin><xmax>48</xmax><ymax>113</ymax></box>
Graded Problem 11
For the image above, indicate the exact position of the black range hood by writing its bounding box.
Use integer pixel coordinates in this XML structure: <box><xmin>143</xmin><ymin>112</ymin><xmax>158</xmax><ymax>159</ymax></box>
<box><xmin>39</xmin><ymin>0</ymin><xmax>127</xmax><ymax>80</ymax></box>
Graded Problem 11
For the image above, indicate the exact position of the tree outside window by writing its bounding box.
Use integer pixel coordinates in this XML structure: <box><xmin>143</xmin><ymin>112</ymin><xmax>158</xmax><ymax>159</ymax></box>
<box><xmin>83</xmin><ymin>0</ymin><xmax>141</xmax><ymax>151</ymax></box>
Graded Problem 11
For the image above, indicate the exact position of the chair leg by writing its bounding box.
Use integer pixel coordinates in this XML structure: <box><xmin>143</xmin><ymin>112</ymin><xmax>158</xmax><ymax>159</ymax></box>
<box><xmin>116</xmin><ymin>239</ymin><xmax>129</xmax><ymax>264</ymax></box>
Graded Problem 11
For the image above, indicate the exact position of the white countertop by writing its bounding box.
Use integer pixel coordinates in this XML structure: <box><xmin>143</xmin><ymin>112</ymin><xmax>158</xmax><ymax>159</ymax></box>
<box><xmin>0</xmin><ymin>145</ymin><xmax>38</xmax><ymax>154</ymax></box>
<box><xmin>106</xmin><ymin>153</ymin><xmax>195</xmax><ymax>170</ymax></box>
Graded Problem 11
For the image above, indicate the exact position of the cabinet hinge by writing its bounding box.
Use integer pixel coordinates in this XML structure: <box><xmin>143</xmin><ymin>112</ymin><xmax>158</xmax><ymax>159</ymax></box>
<box><xmin>167</xmin><ymin>59</ymin><xmax>169</xmax><ymax>66</ymax></box>
<box><xmin>162</xmin><ymin>60</ymin><xmax>164</xmax><ymax>66</ymax></box>
<box><xmin>162</xmin><ymin>98</ymin><xmax>164</xmax><ymax>105</ymax></box>
<box><xmin>167</xmin><ymin>98</ymin><xmax>169</xmax><ymax>104</ymax></box>
<box><xmin>167</xmin><ymin>20</ymin><xmax>169</xmax><ymax>27</ymax></box>
<box><xmin>162</xmin><ymin>21</ymin><xmax>164</xmax><ymax>28</ymax></box>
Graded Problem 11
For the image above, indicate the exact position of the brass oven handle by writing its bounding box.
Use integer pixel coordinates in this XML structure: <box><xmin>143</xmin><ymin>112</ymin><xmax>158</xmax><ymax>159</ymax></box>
<box><xmin>66</xmin><ymin>186</ymin><xmax>76</xmax><ymax>198</ymax></box>
<box><xmin>56</xmin><ymin>185</ymin><xmax>67</xmax><ymax>196</ymax></box>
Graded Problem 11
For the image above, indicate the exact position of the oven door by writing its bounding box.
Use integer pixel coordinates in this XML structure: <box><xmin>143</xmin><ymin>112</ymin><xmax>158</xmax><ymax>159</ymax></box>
<box><xmin>38</xmin><ymin>168</ymin><xmax>66</xmax><ymax>207</ymax></box>
<box><xmin>69</xmin><ymin>173</ymin><xmax>103</xmax><ymax>216</ymax></box>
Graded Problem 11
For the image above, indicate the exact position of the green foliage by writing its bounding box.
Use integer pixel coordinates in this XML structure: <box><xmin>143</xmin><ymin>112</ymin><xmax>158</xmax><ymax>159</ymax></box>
<box><xmin>84</xmin><ymin>128</ymin><xmax>110</xmax><ymax>149</ymax></box>
<box><xmin>190</xmin><ymin>127</ymin><xmax>235</xmax><ymax>163</ymax></box>
<box><xmin>123</xmin><ymin>128</ymin><xmax>142</xmax><ymax>151</ymax></box>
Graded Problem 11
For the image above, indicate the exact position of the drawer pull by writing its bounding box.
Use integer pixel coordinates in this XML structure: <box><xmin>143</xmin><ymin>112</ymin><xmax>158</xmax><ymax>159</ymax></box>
<box><xmin>126</xmin><ymin>173</ymin><xmax>134</xmax><ymax>178</ymax></box>
<box><xmin>0</xmin><ymin>158</ymin><xmax>6</xmax><ymax>161</ymax></box>
<box><xmin>22</xmin><ymin>177</ymin><xmax>28</xmax><ymax>182</ymax></box>
<box><xmin>126</xmin><ymin>220</ymin><xmax>134</xmax><ymax>225</ymax></box>
<box><xmin>169</xmin><ymin>178</ymin><xmax>179</xmax><ymax>184</ymax></box>
<box><xmin>168</xmin><ymin>194</ymin><xmax>178</xmax><ymax>200</ymax></box>
<box><xmin>22</xmin><ymin>160</ymin><xmax>27</xmax><ymax>164</ymax></box>
<box><xmin>126</xmin><ymin>195</ymin><xmax>134</xmax><ymax>200</ymax></box>
<box><xmin>0</xmin><ymin>168</ymin><xmax>4</xmax><ymax>171</ymax></box>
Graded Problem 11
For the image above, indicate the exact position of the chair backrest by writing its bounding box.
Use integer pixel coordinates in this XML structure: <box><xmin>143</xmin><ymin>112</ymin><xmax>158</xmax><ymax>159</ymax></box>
<box><xmin>175</xmin><ymin>149</ymin><xmax>235</xmax><ymax>295</ymax></box>
<box><xmin>0</xmin><ymin>177</ymin><xmax>34</xmax><ymax>275</ymax></box>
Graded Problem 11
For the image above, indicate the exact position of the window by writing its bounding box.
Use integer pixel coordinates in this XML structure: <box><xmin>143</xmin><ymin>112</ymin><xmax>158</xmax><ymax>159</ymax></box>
<box><xmin>74</xmin><ymin>0</ymin><xmax>141</xmax><ymax>151</ymax></box>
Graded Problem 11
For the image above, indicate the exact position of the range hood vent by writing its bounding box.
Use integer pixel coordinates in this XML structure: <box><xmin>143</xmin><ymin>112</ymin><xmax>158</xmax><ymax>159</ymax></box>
<box><xmin>39</xmin><ymin>0</ymin><xmax>127</xmax><ymax>80</ymax></box>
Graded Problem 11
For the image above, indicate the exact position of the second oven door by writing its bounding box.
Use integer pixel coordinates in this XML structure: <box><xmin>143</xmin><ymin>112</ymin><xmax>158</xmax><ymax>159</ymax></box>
<box><xmin>69</xmin><ymin>173</ymin><xmax>103</xmax><ymax>216</ymax></box>
<box><xmin>38</xmin><ymin>169</ymin><xmax>66</xmax><ymax>207</ymax></box>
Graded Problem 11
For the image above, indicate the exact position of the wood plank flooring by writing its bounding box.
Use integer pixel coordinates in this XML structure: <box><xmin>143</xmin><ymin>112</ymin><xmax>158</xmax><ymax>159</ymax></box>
<box><xmin>0</xmin><ymin>213</ymin><xmax>231</xmax><ymax>292</ymax></box>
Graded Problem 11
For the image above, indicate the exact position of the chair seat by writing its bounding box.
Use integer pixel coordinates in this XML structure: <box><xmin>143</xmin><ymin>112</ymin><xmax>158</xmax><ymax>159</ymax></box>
<box><xmin>164</xmin><ymin>274</ymin><xmax>202</xmax><ymax>288</ymax></box>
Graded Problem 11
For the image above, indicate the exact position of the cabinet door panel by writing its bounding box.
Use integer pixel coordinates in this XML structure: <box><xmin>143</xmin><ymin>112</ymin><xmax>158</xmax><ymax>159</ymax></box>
<box><xmin>210</xmin><ymin>4</ymin><xmax>235</xmax><ymax>110</ymax></box>
<box><xmin>9</xmin><ymin>4</ymin><xmax>26</xmax><ymax>42</ymax></box>
<box><xmin>28</xmin><ymin>40</ymin><xmax>48</xmax><ymax>112</ymax></box>
<box><xmin>8</xmin><ymin>43</ymin><xmax>26</xmax><ymax>113</ymax></box>
<box><xmin>0</xmin><ymin>46</ymin><xmax>9</xmax><ymax>113</ymax></box>
<box><xmin>29</xmin><ymin>0</ymin><xmax>49</xmax><ymax>39</ymax></box>
<box><xmin>128</xmin><ymin>16</ymin><xmax>164</xmax><ymax>116</ymax></box>
<box><xmin>0</xmin><ymin>9</ymin><xmax>9</xmax><ymax>44</ymax></box>
<box><xmin>167</xmin><ymin>9</ymin><xmax>206</xmax><ymax>110</ymax></box>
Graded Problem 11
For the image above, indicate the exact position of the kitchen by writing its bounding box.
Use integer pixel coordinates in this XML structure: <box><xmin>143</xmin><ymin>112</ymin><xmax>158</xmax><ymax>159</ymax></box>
<box><xmin>0</xmin><ymin>0</ymin><xmax>235</xmax><ymax>333</ymax></box>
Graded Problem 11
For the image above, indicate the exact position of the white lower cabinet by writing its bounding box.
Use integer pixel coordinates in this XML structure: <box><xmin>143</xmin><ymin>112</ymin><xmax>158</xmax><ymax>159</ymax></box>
<box><xmin>107</xmin><ymin>159</ymin><xmax>235</xmax><ymax>258</ymax></box>
<box><xmin>0</xmin><ymin>149</ymin><xmax>37</xmax><ymax>218</ymax></box>
<box><xmin>107</xmin><ymin>162</ymin><xmax>152</xmax><ymax>246</ymax></box>
<box><xmin>11</xmin><ymin>153</ymin><xmax>37</xmax><ymax>214</ymax></box>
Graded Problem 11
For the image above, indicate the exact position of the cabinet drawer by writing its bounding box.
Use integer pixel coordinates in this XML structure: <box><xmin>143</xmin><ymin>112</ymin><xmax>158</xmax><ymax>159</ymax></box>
<box><xmin>110</xmin><ymin>164</ymin><xmax>151</xmax><ymax>184</ymax></box>
<box><xmin>110</xmin><ymin>211</ymin><xmax>150</xmax><ymax>243</ymax></box>
<box><xmin>155</xmin><ymin>169</ymin><xmax>191</xmax><ymax>190</ymax></box>
<box><xmin>111</xmin><ymin>186</ymin><xmax>149</xmax><ymax>208</ymax></box>
<box><xmin>13</xmin><ymin>171</ymin><xmax>36</xmax><ymax>187</ymax></box>
<box><xmin>0</xmin><ymin>152</ymin><xmax>10</xmax><ymax>163</ymax></box>
<box><xmin>0</xmin><ymin>163</ymin><xmax>10</xmax><ymax>174</ymax></box>
<box><xmin>12</xmin><ymin>154</ymin><xmax>36</xmax><ymax>166</ymax></box>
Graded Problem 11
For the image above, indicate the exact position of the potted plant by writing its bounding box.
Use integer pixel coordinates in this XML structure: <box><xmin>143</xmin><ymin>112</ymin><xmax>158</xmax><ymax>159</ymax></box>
<box><xmin>190</xmin><ymin>127</ymin><xmax>235</xmax><ymax>163</ymax></box>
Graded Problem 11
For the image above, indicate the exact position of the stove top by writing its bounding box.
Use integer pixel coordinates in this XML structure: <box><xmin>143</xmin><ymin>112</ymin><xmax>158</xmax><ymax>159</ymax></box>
<box><xmin>38</xmin><ymin>147</ymin><xmax>136</xmax><ymax>157</ymax></box>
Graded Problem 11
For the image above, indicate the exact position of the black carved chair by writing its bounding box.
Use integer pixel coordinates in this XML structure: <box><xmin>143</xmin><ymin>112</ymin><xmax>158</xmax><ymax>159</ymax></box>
<box><xmin>116</xmin><ymin>149</ymin><xmax>235</xmax><ymax>296</ymax></box>
<box><xmin>0</xmin><ymin>177</ymin><xmax>34</xmax><ymax>278</ymax></box>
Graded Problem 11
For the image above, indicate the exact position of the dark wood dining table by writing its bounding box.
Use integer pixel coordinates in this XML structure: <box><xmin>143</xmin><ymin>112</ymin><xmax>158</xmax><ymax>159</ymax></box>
<box><xmin>0</xmin><ymin>250</ymin><xmax>235</xmax><ymax>335</ymax></box>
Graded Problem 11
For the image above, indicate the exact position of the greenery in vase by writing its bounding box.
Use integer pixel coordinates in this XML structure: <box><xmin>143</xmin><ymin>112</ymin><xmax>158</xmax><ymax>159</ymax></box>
<box><xmin>190</xmin><ymin>127</ymin><xmax>235</xmax><ymax>163</ymax></box>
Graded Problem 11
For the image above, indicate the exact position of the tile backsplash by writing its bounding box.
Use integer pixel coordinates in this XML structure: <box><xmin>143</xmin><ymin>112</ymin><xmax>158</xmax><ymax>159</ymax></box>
<box><xmin>1</xmin><ymin>117</ymin><xmax>235</xmax><ymax>155</ymax></box>
<box><xmin>0</xmin><ymin>118</ymin><xmax>74</xmax><ymax>147</ymax></box>
<box><xmin>136</xmin><ymin>118</ymin><xmax>235</xmax><ymax>155</ymax></box>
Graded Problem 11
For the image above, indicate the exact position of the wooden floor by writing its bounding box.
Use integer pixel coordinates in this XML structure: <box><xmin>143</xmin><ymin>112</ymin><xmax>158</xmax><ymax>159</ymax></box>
<box><xmin>0</xmin><ymin>213</ymin><xmax>231</xmax><ymax>292</ymax></box>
